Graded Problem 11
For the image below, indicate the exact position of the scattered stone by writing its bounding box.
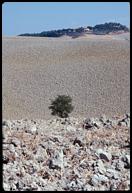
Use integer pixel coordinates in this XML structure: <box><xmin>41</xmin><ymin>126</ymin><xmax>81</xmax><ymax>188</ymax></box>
<box><xmin>11</xmin><ymin>139</ymin><xmax>21</xmax><ymax>147</ymax></box>
<box><xmin>96</xmin><ymin>149</ymin><xmax>112</xmax><ymax>162</ymax></box>
<box><xmin>106</xmin><ymin>169</ymin><xmax>120</xmax><ymax>179</ymax></box>
<box><xmin>83</xmin><ymin>118</ymin><xmax>95</xmax><ymax>129</ymax></box>
<box><xmin>125</xmin><ymin>118</ymin><xmax>130</xmax><ymax>127</ymax></box>
<box><xmin>8</xmin><ymin>144</ymin><xmax>15</xmax><ymax>153</ymax></box>
<box><xmin>115</xmin><ymin>160</ymin><xmax>124</xmax><ymax>171</ymax></box>
<box><xmin>83</xmin><ymin>184</ymin><xmax>94</xmax><ymax>191</ymax></box>
<box><xmin>66</xmin><ymin>125</ymin><xmax>76</xmax><ymax>132</ymax></box>
<box><xmin>96</xmin><ymin>159</ymin><xmax>106</xmax><ymax>174</ymax></box>
<box><xmin>90</xmin><ymin>174</ymin><xmax>108</xmax><ymax>186</ymax></box>
<box><xmin>116</xmin><ymin>180</ymin><xmax>130</xmax><ymax>190</ymax></box>
<box><xmin>126</xmin><ymin>113</ymin><xmax>130</xmax><ymax>118</ymax></box>
<box><xmin>3</xmin><ymin>183</ymin><xmax>10</xmax><ymax>191</ymax></box>
<box><xmin>3</xmin><ymin>120</ymin><xmax>12</xmax><ymax>128</ymax></box>
<box><xmin>3</xmin><ymin>114</ymin><xmax>130</xmax><ymax>191</ymax></box>
<box><xmin>100</xmin><ymin>115</ymin><xmax>107</xmax><ymax>124</ymax></box>
<box><xmin>49</xmin><ymin>149</ymin><xmax>64</xmax><ymax>170</ymax></box>
<box><xmin>3</xmin><ymin>156</ymin><xmax>10</xmax><ymax>164</ymax></box>
<box><xmin>34</xmin><ymin>146</ymin><xmax>48</xmax><ymax>163</ymax></box>
<box><xmin>30</xmin><ymin>125</ymin><xmax>38</xmax><ymax>133</ymax></box>
<box><xmin>118</xmin><ymin>121</ymin><xmax>127</xmax><ymax>127</ymax></box>
<box><xmin>93</xmin><ymin>119</ymin><xmax>103</xmax><ymax>129</ymax></box>
<box><xmin>111</xmin><ymin>119</ymin><xmax>119</xmax><ymax>127</ymax></box>
<box><xmin>122</xmin><ymin>155</ymin><xmax>130</xmax><ymax>169</ymax></box>
<box><xmin>73</xmin><ymin>137</ymin><xmax>84</xmax><ymax>147</ymax></box>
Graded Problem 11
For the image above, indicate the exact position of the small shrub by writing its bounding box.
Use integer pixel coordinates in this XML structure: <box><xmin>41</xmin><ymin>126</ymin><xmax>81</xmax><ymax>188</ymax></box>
<box><xmin>49</xmin><ymin>95</ymin><xmax>74</xmax><ymax>118</ymax></box>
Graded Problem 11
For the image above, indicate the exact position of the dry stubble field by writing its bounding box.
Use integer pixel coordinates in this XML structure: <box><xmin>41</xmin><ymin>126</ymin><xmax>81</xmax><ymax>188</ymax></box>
<box><xmin>2</xmin><ymin>34</ymin><xmax>130</xmax><ymax>119</ymax></box>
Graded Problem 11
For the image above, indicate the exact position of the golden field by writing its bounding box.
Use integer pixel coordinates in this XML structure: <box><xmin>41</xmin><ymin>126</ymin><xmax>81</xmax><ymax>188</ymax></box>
<box><xmin>2</xmin><ymin>34</ymin><xmax>130</xmax><ymax>119</ymax></box>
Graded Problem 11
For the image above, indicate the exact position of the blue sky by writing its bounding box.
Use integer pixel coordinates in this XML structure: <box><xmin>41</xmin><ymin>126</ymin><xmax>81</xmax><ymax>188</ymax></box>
<box><xmin>2</xmin><ymin>2</ymin><xmax>130</xmax><ymax>36</ymax></box>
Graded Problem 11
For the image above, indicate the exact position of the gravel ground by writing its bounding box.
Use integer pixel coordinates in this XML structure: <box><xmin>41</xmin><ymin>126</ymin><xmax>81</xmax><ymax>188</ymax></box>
<box><xmin>2</xmin><ymin>34</ymin><xmax>130</xmax><ymax>119</ymax></box>
<box><xmin>3</xmin><ymin>114</ymin><xmax>130</xmax><ymax>191</ymax></box>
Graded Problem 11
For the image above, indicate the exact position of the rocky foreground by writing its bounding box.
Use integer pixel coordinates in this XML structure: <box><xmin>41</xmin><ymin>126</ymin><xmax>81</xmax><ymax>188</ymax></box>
<box><xmin>3</xmin><ymin>114</ymin><xmax>130</xmax><ymax>191</ymax></box>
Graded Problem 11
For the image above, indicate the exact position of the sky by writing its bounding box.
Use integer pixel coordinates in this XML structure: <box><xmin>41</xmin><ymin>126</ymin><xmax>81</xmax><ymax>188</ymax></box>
<box><xmin>2</xmin><ymin>2</ymin><xmax>130</xmax><ymax>36</ymax></box>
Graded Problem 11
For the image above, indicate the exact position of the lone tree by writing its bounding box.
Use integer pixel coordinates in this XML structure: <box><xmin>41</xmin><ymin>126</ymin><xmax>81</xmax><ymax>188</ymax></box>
<box><xmin>49</xmin><ymin>95</ymin><xmax>74</xmax><ymax>118</ymax></box>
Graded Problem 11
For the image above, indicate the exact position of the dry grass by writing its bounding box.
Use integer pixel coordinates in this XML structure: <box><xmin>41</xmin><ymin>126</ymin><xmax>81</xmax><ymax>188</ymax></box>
<box><xmin>2</xmin><ymin>34</ymin><xmax>130</xmax><ymax>119</ymax></box>
<box><xmin>86</xmin><ymin>125</ymin><xmax>129</xmax><ymax>146</ymax></box>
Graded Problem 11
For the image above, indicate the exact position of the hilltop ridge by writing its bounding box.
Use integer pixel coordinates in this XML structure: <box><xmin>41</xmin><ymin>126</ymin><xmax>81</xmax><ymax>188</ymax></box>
<box><xmin>19</xmin><ymin>22</ymin><xmax>129</xmax><ymax>38</ymax></box>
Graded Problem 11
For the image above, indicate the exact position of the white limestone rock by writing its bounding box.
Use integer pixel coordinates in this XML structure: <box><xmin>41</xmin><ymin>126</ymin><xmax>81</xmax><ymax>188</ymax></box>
<box><xmin>96</xmin><ymin>149</ymin><xmax>112</xmax><ymax>162</ymax></box>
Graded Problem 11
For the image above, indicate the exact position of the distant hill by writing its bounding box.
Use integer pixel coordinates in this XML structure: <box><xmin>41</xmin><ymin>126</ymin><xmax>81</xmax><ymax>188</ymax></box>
<box><xmin>93</xmin><ymin>22</ymin><xmax>129</xmax><ymax>35</ymax></box>
<box><xmin>18</xmin><ymin>22</ymin><xmax>129</xmax><ymax>38</ymax></box>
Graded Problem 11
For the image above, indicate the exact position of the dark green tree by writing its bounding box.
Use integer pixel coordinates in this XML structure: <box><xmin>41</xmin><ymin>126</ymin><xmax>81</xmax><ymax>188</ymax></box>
<box><xmin>49</xmin><ymin>95</ymin><xmax>74</xmax><ymax>118</ymax></box>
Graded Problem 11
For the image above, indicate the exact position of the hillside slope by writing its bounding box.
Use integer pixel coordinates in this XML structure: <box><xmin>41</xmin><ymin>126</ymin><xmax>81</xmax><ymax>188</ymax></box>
<box><xmin>2</xmin><ymin>34</ymin><xmax>130</xmax><ymax>119</ymax></box>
